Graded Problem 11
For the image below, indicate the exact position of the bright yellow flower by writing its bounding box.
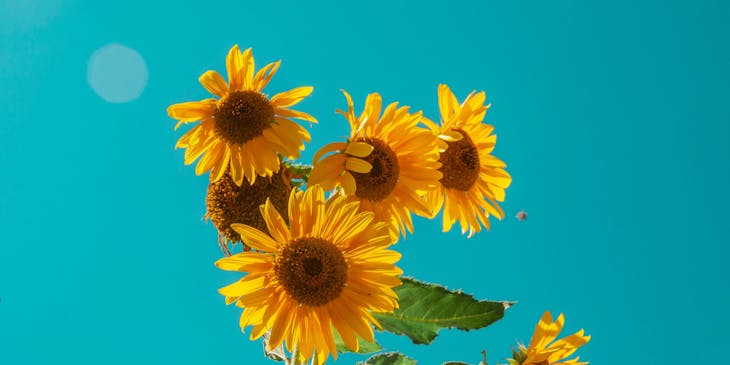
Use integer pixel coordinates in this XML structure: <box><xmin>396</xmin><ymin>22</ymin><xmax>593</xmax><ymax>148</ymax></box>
<box><xmin>510</xmin><ymin>311</ymin><xmax>591</xmax><ymax>365</ymax></box>
<box><xmin>309</xmin><ymin>91</ymin><xmax>442</xmax><ymax>236</ymax></box>
<box><xmin>168</xmin><ymin>45</ymin><xmax>316</xmax><ymax>186</ymax></box>
<box><xmin>424</xmin><ymin>84</ymin><xmax>511</xmax><ymax>237</ymax></box>
<box><xmin>215</xmin><ymin>185</ymin><xmax>402</xmax><ymax>364</ymax></box>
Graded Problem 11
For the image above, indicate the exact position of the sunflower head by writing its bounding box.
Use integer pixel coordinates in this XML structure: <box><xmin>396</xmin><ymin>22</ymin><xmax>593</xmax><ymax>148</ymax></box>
<box><xmin>168</xmin><ymin>45</ymin><xmax>317</xmax><ymax>186</ymax></box>
<box><xmin>508</xmin><ymin>311</ymin><xmax>591</xmax><ymax>365</ymax></box>
<box><xmin>424</xmin><ymin>84</ymin><xmax>512</xmax><ymax>237</ymax></box>
<box><xmin>309</xmin><ymin>90</ymin><xmax>442</xmax><ymax>237</ymax></box>
<box><xmin>205</xmin><ymin>166</ymin><xmax>291</xmax><ymax>251</ymax></box>
<box><xmin>215</xmin><ymin>185</ymin><xmax>403</xmax><ymax>364</ymax></box>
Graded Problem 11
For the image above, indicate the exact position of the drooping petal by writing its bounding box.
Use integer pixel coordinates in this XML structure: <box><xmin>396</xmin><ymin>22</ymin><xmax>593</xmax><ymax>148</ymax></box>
<box><xmin>198</xmin><ymin>70</ymin><xmax>229</xmax><ymax>97</ymax></box>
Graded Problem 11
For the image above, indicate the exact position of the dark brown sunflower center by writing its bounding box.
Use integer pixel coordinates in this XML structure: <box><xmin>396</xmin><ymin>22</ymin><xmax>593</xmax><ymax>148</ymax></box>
<box><xmin>350</xmin><ymin>137</ymin><xmax>399</xmax><ymax>201</ymax></box>
<box><xmin>213</xmin><ymin>90</ymin><xmax>274</xmax><ymax>144</ymax></box>
<box><xmin>274</xmin><ymin>237</ymin><xmax>348</xmax><ymax>306</ymax></box>
<box><xmin>206</xmin><ymin>167</ymin><xmax>291</xmax><ymax>244</ymax></box>
<box><xmin>438</xmin><ymin>129</ymin><xmax>480</xmax><ymax>191</ymax></box>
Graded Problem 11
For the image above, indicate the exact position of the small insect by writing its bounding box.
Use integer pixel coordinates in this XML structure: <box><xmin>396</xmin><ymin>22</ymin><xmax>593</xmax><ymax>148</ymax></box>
<box><xmin>516</xmin><ymin>210</ymin><xmax>528</xmax><ymax>221</ymax></box>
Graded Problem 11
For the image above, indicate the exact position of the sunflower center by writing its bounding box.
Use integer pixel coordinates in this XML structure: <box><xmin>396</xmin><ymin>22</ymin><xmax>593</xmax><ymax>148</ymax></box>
<box><xmin>213</xmin><ymin>90</ymin><xmax>274</xmax><ymax>144</ymax></box>
<box><xmin>275</xmin><ymin>237</ymin><xmax>348</xmax><ymax>307</ymax></box>
<box><xmin>438</xmin><ymin>129</ymin><xmax>480</xmax><ymax>191</ymax></box>
<box><xmin>350</xmin><ymin>137</ymin><xmax>399</xmax><ymax>201</ymax></box>
<box><xmin>206</xmin><ymin>167</ymin><xmax>291</xmax><ymax>244</ymax></box>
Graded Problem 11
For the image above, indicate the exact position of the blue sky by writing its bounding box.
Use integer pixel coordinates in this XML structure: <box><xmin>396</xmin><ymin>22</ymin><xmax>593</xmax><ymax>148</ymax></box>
<box><xmin>1</xmin><ymin>0</ymin><xmax>729</xmax><ymax>364</ymax></box>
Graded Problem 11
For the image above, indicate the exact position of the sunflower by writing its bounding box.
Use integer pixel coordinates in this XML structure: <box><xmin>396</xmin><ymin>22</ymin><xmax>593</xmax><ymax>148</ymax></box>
<box><xmin>309</xmin><ymin>91</ymin><xmax>442</xmax><ymax>236</ymax></box>
<box><xmin>206</xmin><ymin>166</ymin><xmax>291</xmax><ymax>255</ymax></box>
<box><xmin>168</xmin><ymin>45</ymin><xmax>316</xmax><ymax>186</ymax></box>
<box><xmin>508</xmin><ymin>311</ymin><xmax>591</xmax><ymax>365</ymax></box>
<box><xmin>215</xmin><ymin>185</ymin><xmax>402</xmax><ymax>364</ymax></box>
<box><xmin>423</xmin><ymin>84</ymin><xmax>511</xmax><ymax>237</ymax></box>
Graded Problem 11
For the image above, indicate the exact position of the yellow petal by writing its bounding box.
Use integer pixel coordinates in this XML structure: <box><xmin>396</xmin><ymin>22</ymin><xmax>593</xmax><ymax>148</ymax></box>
<box><xmin>209</xmin><ymin>144</ymin><xmax>231</xmax><ymax>183</ymax></box>
<box><xmin>438</xmin><ymin>84</ymin><xmax>459</xmax><ymax>124</ymax></box>
<box><xmin>226</xmin><ymin>45</ymin><xmax>243</xmax><ymax>91</ymax></box>
<box><xmin>218</xmin><ymin>276</ymin><xmax>268</xmax><ymax>297</ymax></box>
<box><xmin>241</xmin><ymin>47</ymin><xmax>254</xmax><ymax>90</ymax></box>
<box><xmin>229</xmin><ymin>144</ymin><xmax>245</xmax><ymax>186</ymax></box>
<box><xmin>345</xmin><ymin>157</ymin><xmax>372</xmax><ymax>174</ymax></box>
<box><xmin>420</xmin><ymin>116</ymin><xmax>441</xmax><ymax>132</ymax></box>
<box><xmin>439</xmin><ymin>129</ymin><xmax>463</xmax><ymax>142</ymax></box>
<box><xmin>344</xmin><ymin>141</ymin><xmax>374</xmax><ymax>157</ymax></box>
<box><xmin>271</xmin><ymin>86</ymin><xmax>313</xmax><ymax>108</ymax></box>
<box><xmin>261</xmin><ymin>198</ymin><xmax>291</xmax><ymax>244</ymax></box>
<box><xmin>312</xmin><ymin>142</ymin><xmax>347</xmax><ymax>164</ymax></box>
<box><xmin>167</xmin><ymin>99</ymin><xmax>216</xmax><ymax>123</ymax></box>
<box><xmin>275</xmin><ymin>107</ymin><xmax>318</xmax><ymax>123</ymax></box>
<box><xmin>198</xmin><ymin>70</ymin><xmax>228</xmax><ymax>97</ymax></box>
<box><xmin>360</xmin><ymin>93</ymin><xmax>382</xmax><ymax>127</ymax></box>
<box><xmin>341</xmin><ymin>171</ymin><xmax>356</xmax><ymax>195</ymax></box>
<box><xmin>215</xmin><ymin>253</ymin><xmax>271</xmax><ymax>271</ymax></box>
<box><xmin>231</xmin><ymin>223</ymin><xmax>280</xmax><ymax>252</ymax></box>
<box><xmin>254</xmin><ymin>61</ymin><xmax>281</xmax><ymax>90</ymax></box>
<box><xmin>195</xmin><ymin>141</ymin><xmax>223</xmax><ymax>175</ymax></box>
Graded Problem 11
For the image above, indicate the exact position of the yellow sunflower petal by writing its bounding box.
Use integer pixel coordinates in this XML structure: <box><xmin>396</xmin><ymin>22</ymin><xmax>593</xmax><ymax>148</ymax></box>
<box><xmin>312</xmin><ymin>142</ymin><xmax>347</xmax><ymax>164</ymax></box>
<box><xmin>195</xmin><ymin>141</ymin><xmax>224</xmax><ymax>175</ymax></box>
<box><xmin>215</xmin><ymin>253</ymin><xmax>272</xmax><ymax>272</ymax></box>
<box><xmin>254</xmin><ymin>61</ymin><xmax>281</xmax><ymax>90</ymax></box>
<box><xmin>271</xmin><ymin>86</ymin><xmax>313</xmax><ymax>108</ymax></box>
<box><xmin>167</xmin><ymin>99</ymin><xmax>216</xmax><ymax>123</ymax></box>
<box><xmin>261</xmin><ymin>198</ymin><xmax>291</xmax><ymax>244</ymax></box>
<box><xmin>241</xmin><ymin>47</ymin><xmax>255</xmax><ymax>90</ymax></box>
<box><xmin>345</xmin><ymin>157</ymin><xmax>372</xmax><ymax>174</ymax></box>
<box><xmin>440</xmin><ymin>129</ymin><xmax>464</xmax><ymax>142</ymax></box>
<box><xmin>198</xmin><ymin>70</ymin><xmax>229</xmax><ymax>97</ymax></box>
<box><xmin>226</xmin><ymin>45</ymin><xmax>244</xmax><ymax>91</ymax></box>
<box><xmin>341</xmin><ymin>171</ymin><xmax>356</xmax><ymax>195</ymax></box>
<box><xmin>275</xmin><ymin>107</ymin><xmax>318</xmax><ymax>123</ymax></box>
<box><xmin>231</xmin><ymin>223</ymin><xmax>280</xmax><ymax>252</ymax></box>
<box><xmin>438</xmin><ymin>84</ymin><xmax>459</xmax><ymax>123</ymax></box>
<box><xmin>344</xmin><ymin>141</ymin><xmax>374</xmax><ymax>157</ymax></box>
<box><xmin>309</xmin><ymin>153</ymin><xmax>347</xmax><ymax>190</ymax></box>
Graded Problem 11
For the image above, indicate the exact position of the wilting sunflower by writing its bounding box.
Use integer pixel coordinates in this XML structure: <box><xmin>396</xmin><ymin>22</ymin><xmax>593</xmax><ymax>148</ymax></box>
<box><xmin>206</xmin><ymin>166</ymin><xmax>291</xmax><ymax>255</ymax></box>
<box><xmin>508</xmin><ymin>311</ymin><xmax>591</xmax><ymax>365</ymax></box>
<box><xmin>424</xmin><ymin>84</ymin><xmax>511</xmax><ymax>237</ymax></box>
<box><xmin>215</xmin><ymin>185</ymin><xmax>402</xmax><ymax>364</ymax></box>
<box><xmin>168</xmin><ymin>45</ymin><xmax>316</xmax><ymax>186</ymax></box>
<box><xmin>309</xmin><ymin>91</ymin><xmax>442</xmax><ymax>236</ymax></box>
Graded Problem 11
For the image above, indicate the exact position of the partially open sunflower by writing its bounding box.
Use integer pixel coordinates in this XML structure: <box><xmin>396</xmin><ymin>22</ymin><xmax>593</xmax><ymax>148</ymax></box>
<box><xmin>309</xmin><ymin>91</ymin><xmax>442</xmax><ymax>236</ymax></box>
<box><xmin>168</xmin><ymin>45</ymin><xmax>316</xmax><ymax>186</ymax></box>
<box><xmin>424</xmin><ymin>84</ymin><xmax>511</xmax><ymax>237</ymax></box>
<box><xmin>215</xmin><ymin>185</ymin><xmax>402</xmax><ymax>364</ymax></box>
<box><xmin>508</xmin><ymin>311</ymin><xmax>591</xmax><ymax>365</ymax></box>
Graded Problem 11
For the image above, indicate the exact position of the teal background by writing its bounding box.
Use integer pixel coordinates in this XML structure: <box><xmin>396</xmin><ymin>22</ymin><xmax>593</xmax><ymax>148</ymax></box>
<box><xmin>1</xmin><ymin>0</ymin><xmax>728</xmax><ymax>364</ymax></box>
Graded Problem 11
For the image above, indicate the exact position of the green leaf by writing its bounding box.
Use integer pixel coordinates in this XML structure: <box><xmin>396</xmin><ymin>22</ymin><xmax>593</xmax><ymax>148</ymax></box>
<box><xmin>333</xmin><ymin>330</ymin><xmax>382</xmax><ymax>354</ymax></box>
<box><xmin>372</xmin><ymin>277</ymin><xmax>513</xmax><ymax>344</ymax></box>
<box><xmin>358</xmin><ymin>352</ymin><xmax>417</xmax><ymax>365</ymax></box>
